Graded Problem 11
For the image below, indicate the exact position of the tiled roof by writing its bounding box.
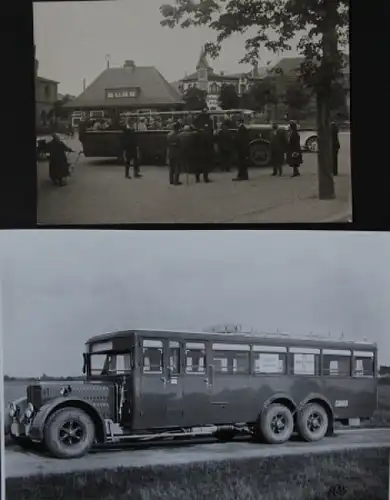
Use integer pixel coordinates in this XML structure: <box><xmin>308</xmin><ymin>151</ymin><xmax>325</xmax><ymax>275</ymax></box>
<box><xmin>64</xmin><ymin>65</ymin><xmax>183</xmax><ymax>108</ymax></box>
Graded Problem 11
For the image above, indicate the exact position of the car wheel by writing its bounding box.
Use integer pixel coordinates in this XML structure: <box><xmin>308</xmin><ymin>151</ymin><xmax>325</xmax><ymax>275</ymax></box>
<box><xmin>44</xmin><ymin>407</ymin><xmax>95</xmax><ymax>459</ymax></box>
<box><xmin>305</xmin><ymin>136</ymin><xmax>318</xmax><ymax>152</ymax></box>
<box><xmin>249</xmin><ymin>142</ymin><xmax>271</xmax><ymax>167</ymax></box>
<box><xmin>296</xmin><ymin>403</ymin><xmax>329</xmax><ymax>442</ymax></box>
<box><xmin>259</xmin><ymin>404</ymin><xmax>294</xmax><ymax>444</ymax></box>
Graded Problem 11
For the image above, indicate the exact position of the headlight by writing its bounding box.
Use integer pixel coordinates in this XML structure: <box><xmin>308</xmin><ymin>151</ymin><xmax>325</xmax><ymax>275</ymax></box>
<box><xmin>24</xmin><ymin>403</ymin><xmax>34</xmax><ymax>419</ymax></box>
<box><xmin>9</xmin><ymin>402</ymin><xmax>18</xmax><ymax>418</ymax></box>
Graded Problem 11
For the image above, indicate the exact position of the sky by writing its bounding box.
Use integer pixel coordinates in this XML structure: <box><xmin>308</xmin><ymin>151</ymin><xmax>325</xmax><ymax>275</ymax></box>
<box><xmin>33</xmin><ymin>0</ymin><xmax>302</xmax><ymax>96</ymax></box>
<box><xmin>1</xmin><ymin>230</ymin><xmax>390</xmax><ymax>377</ymax></box>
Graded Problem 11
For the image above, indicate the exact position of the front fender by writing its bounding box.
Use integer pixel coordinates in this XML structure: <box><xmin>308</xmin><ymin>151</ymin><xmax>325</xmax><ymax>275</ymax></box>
<box><xmin>249</xmin><ymin>138</ymin><xmax>270</xmax><ymax>148</ymax></box>
<box><xmin>29</xmin><ymin>396</ymin><xmax>107</xmax><ymax>442</ymax></box>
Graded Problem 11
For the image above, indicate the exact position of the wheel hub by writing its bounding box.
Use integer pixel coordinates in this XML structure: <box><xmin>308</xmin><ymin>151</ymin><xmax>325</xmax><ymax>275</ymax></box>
<box><xmin>59</xmin><ymin>420</ymin><xmax>84</xmax><ymax>446</ymax></box>
<box><xmin>271</xmin><ymin>414</ymin><xmax>287</xmax><ymax>434</ymax></box>
<box><xmin>307</xmin><ymin>412</ymin><xmax>322</xmax><ymax>432</ymax></box>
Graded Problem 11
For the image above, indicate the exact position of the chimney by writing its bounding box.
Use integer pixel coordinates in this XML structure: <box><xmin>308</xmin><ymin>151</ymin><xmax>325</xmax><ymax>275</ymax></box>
<box><xmin>124</xmin><ymin>60</ymin><xmax>135</xmax><ymax>70</ymax></box>
<box><xmin>82</xmin><ymin>78</ymin><xmax>86</xmax><ymax>92</ymax></box>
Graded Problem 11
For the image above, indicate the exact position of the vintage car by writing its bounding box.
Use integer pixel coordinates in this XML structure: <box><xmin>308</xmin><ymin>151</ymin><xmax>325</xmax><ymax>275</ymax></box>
<box><xmin>7</xmin><ymin>329</ymin><xmax>377</xmax><ymax>459</ymax></box>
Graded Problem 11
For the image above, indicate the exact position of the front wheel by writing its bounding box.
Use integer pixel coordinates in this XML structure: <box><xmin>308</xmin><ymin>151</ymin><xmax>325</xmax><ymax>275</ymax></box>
<box><xmin>249</xmin><ymin>142</ymin><xmax>271</xmax><ymax>167</ymax></box>
<box><xmin>296</xmin><ymin>403</ymin><xmax>329</xmax><ymax>442</ymax></box>
<box><xmin>259</xmin><ymin>404</ymin><xmax>294</xmax><ymax>444</ymax></box>
<box><xmin>44</xmin><ymin>407</ymin><xmax>95</xmax><ymax>459</ymax></box>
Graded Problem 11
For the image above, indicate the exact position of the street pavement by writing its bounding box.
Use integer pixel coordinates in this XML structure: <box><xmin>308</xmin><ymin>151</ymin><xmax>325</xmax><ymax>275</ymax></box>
<box><xmin>4</xmin><ymin>427</ymin><xmax>388</xmax><ymax>478</ymax></box>
<box><xmin>37</xmin><ymin>133</ymin><xmax>351</xmax><ymax>224</ymax></box>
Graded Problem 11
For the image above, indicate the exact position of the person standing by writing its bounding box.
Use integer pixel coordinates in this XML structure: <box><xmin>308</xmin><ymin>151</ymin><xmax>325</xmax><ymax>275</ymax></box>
<box><xmin>331</xmin><ymin>120</ymin><xmax>340</xmax><ymax>176</ymax></box>
<box><xmin>167</xmin><ymin>122</ymin><xmax>182</xmax><ymax>185</ymax></box>
<box><xmin>286</xmin><ymin>121</ymin><xmax>303</xmax><ymax>177</ymax></box>
<box><xmin>178</xmin><ymin>125</ymin><xmax>195</xmax><ymax>184</ymax></box>
<box><xmin>48</xmin><ymin>133</ymin><xmax>74</xmax><ymax>186</ymax></box>
<box><xmin>217</xmin><ymin>121</ymin><xmax>233</xmax><ymax>172</ymax></box>
<box><xmin>197</xmin><ymin>125</ymin><xmax>212</xmax><ymax>183</ymax></box>
<box><xmin>270</xmin><ymin>123</ymin><xmax>287</xmax><ymax>176</ymax></box>
<box><xmin>121</xmin><ymin>121</ymin><xmax>141</xmax><ymax>179</ymax></box>
<box><xmin>233</xmin><ymin>119</ymin><xmax>249</xmax><ymax>181</ymax></box>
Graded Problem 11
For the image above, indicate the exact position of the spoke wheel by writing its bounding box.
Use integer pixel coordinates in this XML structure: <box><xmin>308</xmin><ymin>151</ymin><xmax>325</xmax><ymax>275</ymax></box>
<box><xmin>44</xmin><ymin>407</ymin><xmax>95</xmax><ymax>459</ymax></box>
<box><xmin>305</xmin><ymin>136</ymin><xmax>318</xmax><ymax>152</ymax></box>
<box><xmin>259</xmin><ymin>404</ymin><xmax>294</xmax><ymax>444</ymax></box>
<box><xmin>249</xmin><ymin>143</ymin><xmax>271</xmax><ymax>167</ymax></box>
<box><xmin>297</xmin><ymin>403</ymin><xmax>329</xmax><ymax>442</ymax></box>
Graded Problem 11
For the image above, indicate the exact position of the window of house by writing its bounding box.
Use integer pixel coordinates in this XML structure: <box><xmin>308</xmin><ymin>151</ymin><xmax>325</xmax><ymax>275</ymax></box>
<box><xmin>212</xmin><ymin>344</ymin><xmax>250</xmax><ymax>374</ymax></box>
<box><xmin>253</xmin><ymin>345</ymin><xmax>286</xmax><ymax>374</ymax></box>
<box><xmin>354</xmin><ymin>351</ymin><xmax>375</xmax><ymax>377</ymax></box>
<box><xmin>322</xmin><ymin>349</ymin><xmax>351</xmax><ymax>376</ymax></box>
<box><xmin>210</xmin><ymin>83</ymin><xmax>218</xmax><ymax>94</ymax></box>
<box><xmin>290</xmin><ymin>347</ymin><xmax>320</xmax><ymax>375</ymax></box>
<box><xmin>142</xmin><ymin>339</ymin><xmax>163</xmax><ymax>374</ymax></box>
<box><xmin>169</xmin><ymin>341</ymin><xmax>180</xmax><ymax>375</ymax></box>
<box><xmin>185</xmin><ymin>342</ymin><xmax>206</xmax><ymax>374</ymax></box>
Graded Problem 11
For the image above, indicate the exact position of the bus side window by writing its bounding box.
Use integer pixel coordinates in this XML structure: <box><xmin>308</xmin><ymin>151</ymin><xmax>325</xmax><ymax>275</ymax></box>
<box><xmin>142</xmin><ymin>340</ymin><xmax>163</xmax><ymax>374</ymax></box>
<box><xmin>322</xmin><ymin>349</ymin><xmax>351</xmax><ymax>376</ymax></box>
<box><xmin>252</xmin><ymin>346</ymin><xmax>287</xmax><ymax>374</ymax></box>
<box><xmin>354</xmin><ymin>351</ymin><xmax>374</xmax><ymax>377</ymax></box>
<box><xmin>185</xmin><ymin>343</ymin><xmax>206</xmax><ymax>374</ymax></box>
<box><xmin>290</xmin><ymin>348</ymin><xmax>320</xmax><ymax>375</ymax></box>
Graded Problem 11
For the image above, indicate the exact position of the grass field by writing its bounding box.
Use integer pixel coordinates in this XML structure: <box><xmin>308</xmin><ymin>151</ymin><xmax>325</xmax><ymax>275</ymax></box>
<box><xmin>6</xmin><ymin>448</ymin><xmax>388</xmax><ymax>500</ymax></box>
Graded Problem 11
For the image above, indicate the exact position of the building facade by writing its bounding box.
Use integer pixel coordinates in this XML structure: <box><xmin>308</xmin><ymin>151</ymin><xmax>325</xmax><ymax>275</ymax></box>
<box><xmin>34</xmin><ymin>58</ymin><xmax>59</xmax><ymax>128</ymax></box>
<box><xmin>176</xmin><ymin>47</ymin><xmax>267</xmax><ymax>110</ymax></box>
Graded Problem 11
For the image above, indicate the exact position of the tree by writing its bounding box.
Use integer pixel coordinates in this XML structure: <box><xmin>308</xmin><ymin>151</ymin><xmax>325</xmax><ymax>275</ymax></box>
<box><xmin>284</xmin><ymin>80</ymin><xmax>312</xmax><ymax>119</ymax></box>
<box><xmin>183</xmin><ymin>86</ymin><xmax>208</xmax><ymax>110</ymax></box>
<box><xmin>160</xmin><ymin>0</ymin><xmax>349</xmax><ymax>200</ymax></box>
<box><xmin>218</xmin><ymin>83</ymin><xmax>240</xmax><ymax>109</ymax></box>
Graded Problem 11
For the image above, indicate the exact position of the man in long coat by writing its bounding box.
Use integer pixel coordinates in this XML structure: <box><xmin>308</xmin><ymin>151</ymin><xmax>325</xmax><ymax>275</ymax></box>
<box><xmin>167</xmin><ymin>122</ymin><xmax>182</xmax><ymax>185</ymax></box>
<box><xmin>121</xmin><ymin>122</ymin><xmax>141</xmax><ymax>179</ymax></box>
<box><xmin>233</xmin><ymin>119</ymin><xmax>250</xmax><ymax>181</ymax></box>
<box><xmin>270</xmin><ymin>123</ymin><xmax>287</xmax><ymax>176</ymax></box>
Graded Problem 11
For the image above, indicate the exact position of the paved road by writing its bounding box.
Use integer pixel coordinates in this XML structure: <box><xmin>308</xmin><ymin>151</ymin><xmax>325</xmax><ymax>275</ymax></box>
<box><xmin>37</xmin><ymin>133</ymin><xmax>351</xmax><ymax>224</ymax></box>
<box><xmin>5</xmin><ymin>428</ymin><xmax>388</xmax><ymax>478</ymax></box>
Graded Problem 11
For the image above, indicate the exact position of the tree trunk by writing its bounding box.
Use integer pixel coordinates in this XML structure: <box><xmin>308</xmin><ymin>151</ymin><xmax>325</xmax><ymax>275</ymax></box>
<box><xmin>316</xmin><ymin>91</ymin><xmax>335</xmax><ymax>199</ymax></box>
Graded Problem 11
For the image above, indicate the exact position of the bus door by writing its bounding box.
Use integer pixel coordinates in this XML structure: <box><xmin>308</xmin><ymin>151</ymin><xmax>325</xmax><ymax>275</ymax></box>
<box><xmin>163</xmin><ymin>340</ymin><xmax>184</xmax><ymax>427</ymax></box>
<box><xmin>182</xmin><ymin>341</ymin><xmax>211</xmax><ymax>426</ymax></box>
<box><xmin>139</xmin><ymin>338</ymin><xmax>168</xmax><ymax>428</ymax></box>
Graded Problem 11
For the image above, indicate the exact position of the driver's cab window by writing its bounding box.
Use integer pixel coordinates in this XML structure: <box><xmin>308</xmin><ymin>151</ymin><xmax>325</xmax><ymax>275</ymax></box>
<box><xmin>90</xmin><ymin>351</ymin><xmax>132</xmax><ymax>375</ymax></box>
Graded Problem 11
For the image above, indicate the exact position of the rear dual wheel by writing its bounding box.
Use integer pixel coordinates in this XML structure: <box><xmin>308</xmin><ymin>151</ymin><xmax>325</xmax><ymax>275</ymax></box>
<box><xmin>296</xmin><ymin>403</ymin><xmax>329</xmax><ymax>442</ymax></box>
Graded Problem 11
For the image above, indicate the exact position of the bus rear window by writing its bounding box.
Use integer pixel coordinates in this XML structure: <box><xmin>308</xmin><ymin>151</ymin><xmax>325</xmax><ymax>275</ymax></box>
<box><xmin>354</xmin><ymin>351</ymin><xmax>375</xmax><ymax>377</ymax></box>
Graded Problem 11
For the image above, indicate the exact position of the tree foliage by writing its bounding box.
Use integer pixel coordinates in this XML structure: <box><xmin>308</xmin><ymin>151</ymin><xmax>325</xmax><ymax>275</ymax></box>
<box><xmin>284</xmin><ymin>80</ymin><xmax>311</xmax><ymax>114</ymax></box>
<box><xmin>183</xmin><ymin>86</ymin><xmax>208</xmax><ymax>110</ymax></box>
<box><xmin>218</xmin><ymin>83</ymin><xmax>240</xmax><ymax>109</ymax></box>
<box><xmin>240</xmin><ymin>78</ymin><xmax>278</xmax><ymax>113</ymax></box>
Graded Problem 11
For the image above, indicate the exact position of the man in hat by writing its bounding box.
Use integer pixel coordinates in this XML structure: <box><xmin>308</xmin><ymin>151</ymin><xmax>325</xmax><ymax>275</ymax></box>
<box><xmin>233</xmin><ymin>118</ymin><xmax>249</xmax><ymax>181</ymax></box>
<box><xmin>196</xmin><ymin>124</ymin><xmax>213</xmax><ymax>183</ymax></box>
<box><xmin>167</xmin><ymin>122</ymin><xmax>182</xmax><ymax>185</ymax></box>
<box><xmin>270</xmin><ymin>123</ymin><xmax>287</xmax><ymax>176</ymax></box>
<box><xmin>121</xmin><ymin>121</ymin><xmax>142</xmax><ymax>179</ymax></box>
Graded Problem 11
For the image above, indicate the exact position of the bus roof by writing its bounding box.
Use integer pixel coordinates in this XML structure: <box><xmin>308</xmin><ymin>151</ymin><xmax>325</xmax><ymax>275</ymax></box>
<box><xmin>86</xmin><ymin>328</ymin><xmax>377</xmax><ymax>350</ymax></box>
<box><xmin>120</xmin><ymin>109</ymin><xmax>254</xmax><ymax>117</ymax></box>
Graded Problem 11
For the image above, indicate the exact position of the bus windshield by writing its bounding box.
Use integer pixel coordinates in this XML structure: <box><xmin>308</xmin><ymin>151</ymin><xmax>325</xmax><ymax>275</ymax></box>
<box><xmin>89</xmin><ymin>352</ymin><xmax>132</xmax><ymax>376</ymax></box>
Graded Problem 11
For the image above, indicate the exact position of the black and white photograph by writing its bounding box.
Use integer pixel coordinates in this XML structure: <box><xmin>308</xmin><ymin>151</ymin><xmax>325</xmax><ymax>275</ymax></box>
<box><xmin>34</xmin><ymin>0</ymin><xmax>351</xmax><ymax>224</ymax></box>
<box><xmin>1</xmin><ymin>230</ymin><xmax>389</xmax><ymax>500</ymax></box>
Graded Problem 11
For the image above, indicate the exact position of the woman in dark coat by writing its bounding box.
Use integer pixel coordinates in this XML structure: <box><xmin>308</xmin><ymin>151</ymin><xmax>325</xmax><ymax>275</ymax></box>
<box><xmin>48</xmin><ymin>133</ymin><xmax>74</xmax><ymax>186</ymax></box>
<box><xmin>286</xmin><ymin>121</ymin><xmax>303</xmax><ymax>177</ymax></box>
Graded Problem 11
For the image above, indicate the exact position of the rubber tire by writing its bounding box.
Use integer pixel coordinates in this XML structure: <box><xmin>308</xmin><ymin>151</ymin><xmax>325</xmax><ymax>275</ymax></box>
<box><xmin>249</xmin><ymin>142</ymin><xmax>271</xmax><ymax>167</ymax></box>
<box><xmin>296</xmin><ymin>403</ymin><xmax>329</xmax><ymax>442</ymax></box>
<box><xmin>43</xmin><ymin>407</ymin><xmax>95</xmax><ymax>459</ymax></box>
<box><xmin>260</xmin><ymin>404</ymin><xmax>294</xmax><ymax>444</ymax></box>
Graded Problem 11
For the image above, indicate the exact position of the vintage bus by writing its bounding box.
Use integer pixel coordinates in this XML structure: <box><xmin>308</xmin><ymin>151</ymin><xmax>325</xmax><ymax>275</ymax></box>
<box><xmin>7</xmin><ymin>329</ymin><xmax>377</xmax><ymax>458</ymax></box>
<box><xmin>79</xmin><ymin>109</ymin><xmax>279</xmax><ymax>168</ymax></box>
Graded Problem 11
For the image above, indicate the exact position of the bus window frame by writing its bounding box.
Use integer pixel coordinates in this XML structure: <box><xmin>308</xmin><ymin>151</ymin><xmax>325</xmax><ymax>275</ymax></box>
<box><xmin>321</xmin><ymin>349</ymin><xmax>352</xmax><ymax>377</ymax></box>
<box><xmin>289</xmin><ymin>347</ymin><xmax>321</xmax><ymax>377</ymax></box>
<box><xmin>251</xmin><ymin>345</ymin><xmax>287</xmax><ymax>376</ymax></box>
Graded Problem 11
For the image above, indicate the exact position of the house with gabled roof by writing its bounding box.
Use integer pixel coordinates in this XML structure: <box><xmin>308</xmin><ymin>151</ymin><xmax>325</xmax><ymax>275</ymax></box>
<box><xmin>34</xmin><ymin>55</ymin><xmax>59</xmax><ymax>128</ymax></box>
<box><xmin>63</xmin><ymin>60</ymin><xmax>184</xmax><ymax>121</ymax></box>
<box><xmin>177</xmin><ymin>46</ymin><xmax>267</xmax><ymax>110</ymax></box>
